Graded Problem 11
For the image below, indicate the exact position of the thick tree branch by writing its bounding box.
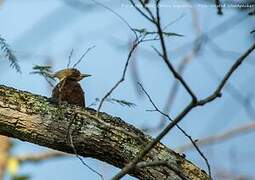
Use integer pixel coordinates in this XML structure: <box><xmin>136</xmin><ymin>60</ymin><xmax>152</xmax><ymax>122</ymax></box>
<box><xmin>0</xmin><ymin>85</ymin><xmax>209</xmax><ymax>180</ymax></box>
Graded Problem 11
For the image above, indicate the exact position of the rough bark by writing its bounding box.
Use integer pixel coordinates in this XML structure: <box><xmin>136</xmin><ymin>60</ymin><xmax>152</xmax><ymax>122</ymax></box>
<box><xmin>0</xmin><ymin>85</ymin><xmax>209</xmax><ymax>180</ymax></box>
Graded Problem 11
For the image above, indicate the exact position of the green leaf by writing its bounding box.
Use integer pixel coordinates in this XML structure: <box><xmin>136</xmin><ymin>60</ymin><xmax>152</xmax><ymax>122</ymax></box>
<box><xmin>89</xmin><ymin>98</ymin><xmax>136</xmax><ymax>108</ymax></box>
<box><xmin>0</xmin><ymin>35</ymin><xmax>21</xmax><ymax>73</ymax></box>
<box><xmin>106</xmin><ymin>98</ymin><xmax>136</xmax><ymax>108</ymax></box>
<box><xmin>163</xmin><ymin>32</ymin><xmax>184</xmax><ymax>37</ymax></box>
<box><xmin>30</xmin><ymin>65</ymin><xmax>55</xmax><ymax>87</ymax></box>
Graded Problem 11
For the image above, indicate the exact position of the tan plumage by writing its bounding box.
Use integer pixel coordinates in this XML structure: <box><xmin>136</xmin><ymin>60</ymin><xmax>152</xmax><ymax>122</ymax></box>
<box><xmin>51</xmin><ymin>68</ymin><xmax>91</xmax><ymax>107</ymax></box>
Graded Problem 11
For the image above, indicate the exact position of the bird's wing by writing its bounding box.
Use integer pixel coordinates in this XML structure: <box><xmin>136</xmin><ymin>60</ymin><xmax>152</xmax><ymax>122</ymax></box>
<box><xmin>51</xmin><ymin>80</ymin><xmax>85</xmax><ymax>107</ymax></box>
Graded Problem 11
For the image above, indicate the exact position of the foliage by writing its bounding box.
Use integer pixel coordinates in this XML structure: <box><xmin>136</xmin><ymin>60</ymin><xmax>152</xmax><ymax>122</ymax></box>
<box><xmin>0</xmin><ymin>35</ymin><xmax>21</xmax><ymax>73</ymax></box>
<box><xmin>30</xmin><ymin>65</ymin><xmax>55</xmax><ymax>87</ymax></box>
<box><xmin>91</xmin><ymin>98</ymin><xmax>136</xmax><ymax>108</ymax></box>
<box><xmin>106</xmin><ymin>98</ymin><xmax>136</xmax><ymax>108</ymax></box>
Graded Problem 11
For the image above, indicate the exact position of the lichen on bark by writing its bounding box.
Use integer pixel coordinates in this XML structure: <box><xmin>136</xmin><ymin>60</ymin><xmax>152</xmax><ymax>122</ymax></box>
<box><xmin>0</xmin><ymin>85</ymin><xmax>210</xmax><ymax>180</ymax></box>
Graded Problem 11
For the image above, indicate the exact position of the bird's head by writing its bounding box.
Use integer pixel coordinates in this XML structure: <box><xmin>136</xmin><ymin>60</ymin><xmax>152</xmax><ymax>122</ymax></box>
<box><xmin>53</xmin><ymin>68</ymin><xmax>91</xmax><ymax>81</ymax></box>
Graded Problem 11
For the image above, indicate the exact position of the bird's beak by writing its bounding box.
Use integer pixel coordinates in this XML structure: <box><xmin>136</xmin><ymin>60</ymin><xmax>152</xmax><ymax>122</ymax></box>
<box><xmin>81</xmin><ymin>74</ymin><xmax>92</xmax><ymax>79</ymax></box>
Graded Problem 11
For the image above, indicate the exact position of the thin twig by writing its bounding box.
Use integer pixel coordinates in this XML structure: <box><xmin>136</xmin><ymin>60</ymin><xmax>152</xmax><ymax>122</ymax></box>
<box><xmin>129</xmin><ymin>39</ymin><xmax>143</xmax><ymax>97</ymax></box>
<box><xmin>136</xmin><ymin>161</ymin><xmax>189</xmax><ymax>180</ymax></box>
<box><xmin>72</xmin><ymin>46</ymin><xmax>95</xmax><ymax>68</ymax></box>
<box><xmin>173</xmin><ymin>12</ymin><xmax>248</xmax><ymax>59</ymax></box>
<box><xmin>111</xmin><ymin>101</ymin><xmax>195</xmax><ymax>180</ymax></box>
<box><xmin>44</xmin><ymin>77</ymin><xmax>55</xmax><ymax>87</ymax></box>
<box><xmin>154</xmin><ymin>3</ymin><xmax>198</xmax><ymax>101</ymax></box>
<box><xmin>67</xmin><ymin>113</ymin><xmax>105</xmax><ymax>180</ymax></box>
<box><xmin>129</xmin><ymin>0</ymin><xmax>156</xmax><ymax>24</ymax></box>
<box><xmin>197</xmin><ymin>43</ymin><xmax>255</xmax><ymax>106</ymax></box>
<box><xmin>137</xmin><ymin>0</ymin><xmax>155</xmax><ymax>21</ymax></box>
<box><xmin>90</xmin><ymin>0</ymin><xmax>138</xmax><ymax>40</ymax></box>
<box><xmin>67</xmin><ymin>49</ymin><xmax>74</xmax><ymax>68</ymax></box>
<box><xmin>30</xmin><ymin>65</ymin><xmax>55</xmax><ymax>87</ymax></box>
<box><xmin>215</xmin><ymin>0</ymin><xmax>223</xmax><ymax>15</ymax></box>
<box><xmin>138</xmin><ymin>83</ymin><xmax>212</xmax><ymax>178</ymax></box>
<box><xmin>176</xmin><ymin>122</ymin><xmax>255</xmax><ymax>152</ymax></box>
<box><xmin>111</xmin><ymin>42</ymin><xmax>255</xmax><ymax>179</ymax></box>
<box><xmin>200</xmin><ymin>59</ymin><xmax>255</xmax><ymax>118</ymax></box>
<box><xmin>144</xmin><ymin>3</ymin><xmax>202</xmax><ymax>132</ymax></box>
<box><xmin>111</xmin><ymin>1</ymin><xmax>255</xmax><ymax>179</ymax></box>
<box><xmin>97</xmin><ymin>37</ymin><xmax>145</xmax><ymax>113</ymax></box>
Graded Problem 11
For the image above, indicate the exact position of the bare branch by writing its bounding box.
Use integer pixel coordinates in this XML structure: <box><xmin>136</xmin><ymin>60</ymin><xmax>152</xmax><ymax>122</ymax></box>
<box><xmin>67</xmin><ymin>114</ymin><xmax>105</xmax><ymax>180</ymax></box>
<box><xmin>147</xmin><ymin>3</ymin><xmax>202</xmax><ymax>132</ymax></box>
<box><xmin>112</xmin><ymin>2</ymin><xmax>255</xmax><ymax>179</ymax></box>
<box><xmin>137</xmin><ymin>0</ymin><xmax>156</xmax><ymax>21</ymax></box>
<box><xmin>72</xmin><ymin>45</ymin><xmax>96</xmax><ymax>68</ymax></box>
<box><xmin>90</xmin><ymin>0</ymin><xmax>138</xmax><ymax>39</ymax></box>
<box><xmin>176</xmin><ymin>122</ymin><xmax>255</xmax><ymax>152</ymax></box>
<box><xmin>138</xmin><ymin>83</ymin><xmax>211</xmax><ymax>178</ymax></box>
<box><xmin>197</xmin><ymin>43</ymin><xmax>255</xmax><ymax>106</ymax></box>
<box><xmin>111</xmin><ymin>40</ymin><xmax>255</xmax><ymax>179</ymax></box>
<box><xmin>215</xmin><ymin>0</ymin><xmax>223</xmax><ymax>15</ymax></box>
<box><xmin>97</xmin><ymin>37</ymin><xmax>144</xmax><ymax>112</ymax></box>
<box><xmin>111</xmin><ymin>100</ymin><xmax>196</xmax><ymax>180</ymax></box>
<box><xmin>200</xmin><ymin>59</ymin><xmax>255</xmax><ymax>118</ymax></box>
<box><xmin>129</xmin><ymin>0</ymin><xmax>156</xmax><ymax>24</ymax></box>
<box><xmin>136</xmin><ymin>161</ymin><xmax>189</xmax><ymax>180</ymax></box>
<box><xmin>154</xmin><ymin>4</ymin><xmax>198</xmax><ymax>101</ymax></box>
<box><xmin>67</xmin><ymin>49</ymin><xmax>74</xmax><ymax>68</ymax></box>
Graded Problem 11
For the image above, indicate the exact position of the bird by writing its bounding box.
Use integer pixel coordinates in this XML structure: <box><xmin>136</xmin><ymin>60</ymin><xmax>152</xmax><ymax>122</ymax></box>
<box><xmin>51</xmin><ymin>68</ymin><xmax>91</xmax><ymax>107</ymax></box>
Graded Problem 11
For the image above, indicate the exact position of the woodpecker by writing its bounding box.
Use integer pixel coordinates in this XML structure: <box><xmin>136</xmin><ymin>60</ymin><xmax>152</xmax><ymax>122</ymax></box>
<box><xmin>51</xmin><ymin>68</ymin><xmax>91</xmax><ymax>107</ymax></box>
